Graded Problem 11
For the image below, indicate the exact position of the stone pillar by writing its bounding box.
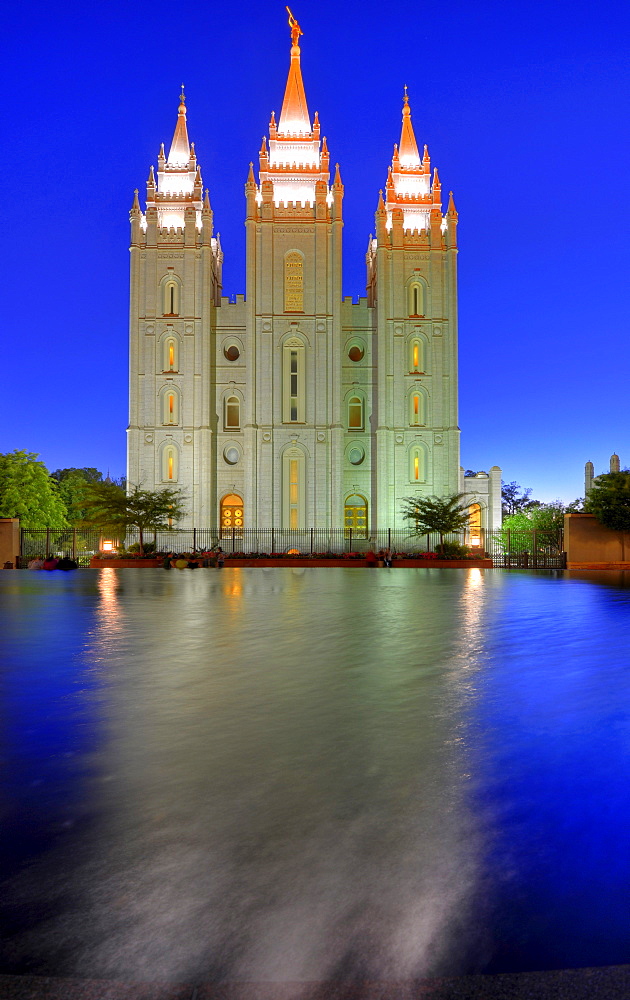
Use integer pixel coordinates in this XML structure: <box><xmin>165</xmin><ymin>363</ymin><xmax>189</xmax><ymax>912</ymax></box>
<box><xmin>0</xmin><ymin>518</ymin><xmax>20</xmax><ymax>568</ymax></box>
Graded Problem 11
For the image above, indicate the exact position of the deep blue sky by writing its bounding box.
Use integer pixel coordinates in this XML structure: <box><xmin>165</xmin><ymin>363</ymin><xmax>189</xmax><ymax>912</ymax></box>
<box><xmin>3</xmin><ymin>0</ymin><xmax>628</xmax><ymax>502</ymax></box>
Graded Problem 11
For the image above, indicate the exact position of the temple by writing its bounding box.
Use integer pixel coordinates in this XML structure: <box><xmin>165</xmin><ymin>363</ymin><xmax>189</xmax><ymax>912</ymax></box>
<box><xmin>126</xmin><ymin>14</ymin><xmax>501</xmax><ymax>535</ymax></box>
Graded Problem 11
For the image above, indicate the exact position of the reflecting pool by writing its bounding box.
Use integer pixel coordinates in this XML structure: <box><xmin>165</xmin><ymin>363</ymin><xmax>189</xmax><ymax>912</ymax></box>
<box><xmin>1</xmin><ymin>567</ymin><xmax>629</xmax><ymax>982</ymax></box>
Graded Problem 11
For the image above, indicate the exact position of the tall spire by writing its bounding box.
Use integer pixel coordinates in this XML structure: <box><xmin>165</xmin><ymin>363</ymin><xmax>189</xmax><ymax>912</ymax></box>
<box><xmin>399</xmin><ymin>86</ymin><xmax>420</xmax><ymax>167</ymax></box>
<box><xmin>168</xmin><ymin>85</ymin><xmax>191</xmax><ymax>166</ymax></box>
<box><xmin>278</xmin><ymin>9</ymin><xmax>311</xmax><ymax>135</ymax></box>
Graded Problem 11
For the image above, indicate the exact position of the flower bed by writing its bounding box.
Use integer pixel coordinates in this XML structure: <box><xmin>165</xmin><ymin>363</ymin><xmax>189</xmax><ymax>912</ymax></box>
<box><xmin>90</xmin><ymin>557</ymin><xmax>162</xmax><ymax>568</ymax></box>
<box><xmin>89</xmin><ymin>552</ymin><xmax>493</xmax><ymax>569</ymax></box>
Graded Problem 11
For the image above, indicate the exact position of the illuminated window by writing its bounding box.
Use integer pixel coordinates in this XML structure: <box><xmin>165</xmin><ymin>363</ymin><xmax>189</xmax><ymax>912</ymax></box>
<box><xmin>163</xmin><ymin>390</ymin><xmax>178</xmax><ymax>425</ymax></box>
<box><xmin>221</xmin><ymin>493</ymin><xmax>244</xmax><ymax>536</ymax></box>
<box><xmin>410</xmin><ymin>338</ymin><xmax>424</xmax><ymax>372</ymax></box>
<box><xmin>164</xmin><ymin>337</ymin><xmax>178</xmax><ymax>371</ymax></box>
<box><xmin>410</xmin><ymin>392</ymin><xmax>425</xmax><ymax>426</ymax></box>
<box><xmin>162</xmin><ymin>445</ymin><xmax>178</xmax><ymax>482</ymax></box>
<box><xmin>348</xmin><ymin>396</ymin><xmax>364</xmax><ymax>430</ymax></box>
<box><xmin>284</xmin><ymin>251</ymin><xmax>303</xmax><ymax>312</ymax></box>
<box><xmin>163</xmin><ymin>279</ymin><xmax>180</xmax><ymax>316</ymax></box>
<box><xmin>224</xmin><ymin>395</ymin><xmax>240</xmax><ymax>430</ymax></box>
<box><xmin>409</xmin><ymin>446</ymin><xmax>426</xmax><ymax>482</ymax></box>
<box><xmin>282</xmin><ymin>343</ymin><xmax>305</xmax><ymax>422</ymax></box>
<box><xmin>282</xmin><ymin>447</ymin><xmax>305</xmax><ymax>528</ymax></box>
<box><xmin>344</xmin><ymin>494</ymin><xmax>368</xmax><ymax>538</ymax></box>
<box><xmin>168</xmin><ymin>394</ymin><xmax>174</xmax><ymax>421</ymax></box>
<box><xmin>289</xmin><ymin>459</ymin><xmax>299</xmax><ymax>529</ymax></box>
<box><xmin>468</xmin><ymin>503</ymin><xmax>482</xmax><ymax>545</ymax></box>
<box><xmin>409</xmin><ymin>282</ymin><xmax>424</xmax><ymax>317</ymax></box>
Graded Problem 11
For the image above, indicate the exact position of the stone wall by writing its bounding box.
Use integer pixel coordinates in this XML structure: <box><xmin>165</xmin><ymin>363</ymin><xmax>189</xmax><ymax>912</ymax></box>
<box><xmin>564</xmin><ymin>512</ymin><xmax>630</xmax><ymax>569</ymax></box>
<box><xmin>0</xmin><ymin>518</ymin><xmax>20</xmax><ymax>568</ymax></box>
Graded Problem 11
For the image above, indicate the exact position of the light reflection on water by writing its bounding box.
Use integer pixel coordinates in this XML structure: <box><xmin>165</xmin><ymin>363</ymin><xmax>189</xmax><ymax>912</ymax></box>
<box><xmin>1</xmin><ymin>568</ymin><xmax>629</xmax><ymax>982</ymax></box>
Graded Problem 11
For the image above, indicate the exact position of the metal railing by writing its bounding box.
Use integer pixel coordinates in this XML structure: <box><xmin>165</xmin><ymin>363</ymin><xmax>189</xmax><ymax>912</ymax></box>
<box><xmin>19</xmin><ymin>526</ymin><xmax>566</xmax><ymax>569</ymax></box>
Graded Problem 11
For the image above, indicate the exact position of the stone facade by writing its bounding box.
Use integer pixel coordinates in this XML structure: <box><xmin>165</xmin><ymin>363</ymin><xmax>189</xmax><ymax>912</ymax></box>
<box><xmin>127</xmin><ymin>21</ymin><xmax>501</xmax><ymax>534</ymax></box>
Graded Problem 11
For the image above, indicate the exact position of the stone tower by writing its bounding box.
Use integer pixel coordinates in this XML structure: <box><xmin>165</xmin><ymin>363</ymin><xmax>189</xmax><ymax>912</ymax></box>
<box><xmin>365</xmin><ymin>90</ymin><xmax>460</xmax><ymax>525</ymax></box>
<box><xmin>127</xmin><ymin>89</ymin><xmax>222</xmax><ymax>525</ymax></box>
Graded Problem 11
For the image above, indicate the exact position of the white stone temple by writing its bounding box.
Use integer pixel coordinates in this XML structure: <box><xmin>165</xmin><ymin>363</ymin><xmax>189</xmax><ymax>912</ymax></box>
<box><xmin>126</xmin><ymin>12</ymin><xmax>501</xmax><ymax>536</ymax></box>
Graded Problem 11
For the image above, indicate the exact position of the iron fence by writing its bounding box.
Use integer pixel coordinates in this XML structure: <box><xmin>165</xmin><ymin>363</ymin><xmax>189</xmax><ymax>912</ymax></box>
<box><xmin>19</xmin><ymin>528</ymin><xmax>104</xmax><ymax>567</ymax></box>
<box><xmin>19</xmin><ymin>526</ymin><xmax>566</xmax><ymax>568</ymax></box>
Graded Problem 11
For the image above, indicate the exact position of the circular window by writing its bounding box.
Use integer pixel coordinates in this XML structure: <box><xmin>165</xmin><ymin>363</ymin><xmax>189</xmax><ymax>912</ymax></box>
<box><xmin>224</xmin><ymin>345</ymin><xmax>240</xmax><ymax>361</ymax></box>
<box><xmin>224</xmin><ymin>447</ymin><xmax>240</xmax><ymax>465</ymax></box>
<box><xmin>348</xmin><ymin>446</ymin><xmax>365</xmax><ymax>466</ymax></box>
<box><xmin>348</xmin><ymin>346</ymin><xmax>364</xmax><ymax>362</ymax></box>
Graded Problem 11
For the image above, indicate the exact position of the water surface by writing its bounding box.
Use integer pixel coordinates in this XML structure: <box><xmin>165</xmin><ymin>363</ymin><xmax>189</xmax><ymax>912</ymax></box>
<box><xmin>1</xmin><ymin>567</ymin><xmax>629</xmax><ymax>982</ymax></box>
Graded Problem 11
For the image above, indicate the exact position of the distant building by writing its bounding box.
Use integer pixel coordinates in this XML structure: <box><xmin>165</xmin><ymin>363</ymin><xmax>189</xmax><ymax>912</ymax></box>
<box><xmin>585</xmin><ymin>453</ymin><xmax>621</xmax><ymax>495</ymax></box>
<box><xmin>126</xmin><ymin>14</ymin><xmax>501</xmax><ymax>534</ymax></box>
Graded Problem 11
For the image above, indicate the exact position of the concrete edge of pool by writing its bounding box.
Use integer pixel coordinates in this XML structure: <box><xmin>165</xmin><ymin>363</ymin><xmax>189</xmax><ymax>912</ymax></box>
<box><xmin>1</xmin><ymin>966</ymin><xmax>629</xmax><ymax>1000</ymax></box>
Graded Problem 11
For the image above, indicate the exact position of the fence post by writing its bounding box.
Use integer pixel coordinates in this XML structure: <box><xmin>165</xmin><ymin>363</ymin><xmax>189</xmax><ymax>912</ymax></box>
<box><xmin>310</xmin><ymin>527</ymin><xmax>313</xmax><ymax>554</ymax></box>
<box><xmin>506</xmin><ymin>528</ymin><xmax>511</xmax><ymax>567</ymax></box>
<box><xmin>46</xmin><ymin>527</ymin><xmax>50</xmax><ymax>556</ymax></box>
<box><xmin>72</xmin><ymin>528</ymin><xmax>76</xmax><ymax>561</ymax></box>
<box><xmin>232</xmin><ymin>526</ymin><xmax>235</xmax><ymax>552</ymax></box>
<box><xmin>193</xmin><ymin>527</ymin><xmax>197</xmax><ymax>553</ymax></box>
<box><xmin>532</xmin><ymin>530</ymin><xmax>538</xmax><ymax>569</ymax></box>
<box><xmin>349</xmin><ymin>528</ymin><xmax>353</xmax><ymax>553</ymax></box>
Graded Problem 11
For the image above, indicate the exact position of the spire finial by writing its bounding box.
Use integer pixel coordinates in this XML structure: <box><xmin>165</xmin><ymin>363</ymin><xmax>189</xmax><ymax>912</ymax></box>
<box><xmin>286</xmin><ymin>7</ymin><xmax>303</xmax><ymax>47</ymax></box>
<box><xmin>403</xmin><ymin>84</ymin><xmax>409</xmax><ymax>106</ymax></box>
<box><xmin>179</xmin><ymin>84</ymin><xmax>186</xmax><ymax>111</ymax></box>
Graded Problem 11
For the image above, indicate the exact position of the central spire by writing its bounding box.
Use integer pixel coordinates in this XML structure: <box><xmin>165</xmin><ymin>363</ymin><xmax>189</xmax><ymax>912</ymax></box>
<box><xmin>278</xmin><ymin>8</ymin><xmax>311</xmax><ymax>136</ymax></box>
<box><xmin>167</xmin><ymin>86</ymin><xmax>191</xmax><ymax>166</ymax></box>
<box><xmin>399</xmin><ymin>86</ymin><xmax>420</xmax><ymax>167</ymax></box>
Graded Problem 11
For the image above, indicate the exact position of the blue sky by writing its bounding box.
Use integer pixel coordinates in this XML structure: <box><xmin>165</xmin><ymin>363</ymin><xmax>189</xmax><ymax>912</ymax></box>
<box><xmin>3</xmin><ymin>0</ymin><xmax>629</xmax><ymax>502</ymax></box>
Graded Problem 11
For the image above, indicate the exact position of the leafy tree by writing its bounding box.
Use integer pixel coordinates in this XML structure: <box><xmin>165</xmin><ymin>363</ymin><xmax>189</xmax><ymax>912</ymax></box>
<box><xmin>50</xmin><ymin>467</ymin><xmax>104</xmax><ymax>524</ymax></box>
<box><xmin>80</xmin><ymin>482</ymin><xmax>188</xmax><ymax>554</ymax></box>
<box><xmin>51</xmin><ymin>467</ymin><xmax>103</xmax><ymax>484</ymax></box>
<box><xmin>502</xmin><ymin>500</ymin><xmax>582</xmax><ymax>554</ymax></box>
<box><xmin>464</xmin><ymin>469</ymin><xmax>485</xmax><ymax>477</ymax></box>
<box><xmin>584</xmin><ymin>470</ymin><xmax>630</xmax><ymax>531</ymax></box>
<box><xmin>501</xmin><ymin>480</ymin><xmax>541</xmax><ymax>517</ymax></box>
<box><xmin>401</xmin><ymin>493</ymin><xmax>472</xmax><ymax>551</ymax></box>
<box><xmin>0</xmin><ymin>450</ymin><xmax>68</xmax><ymax>528</ymax></box>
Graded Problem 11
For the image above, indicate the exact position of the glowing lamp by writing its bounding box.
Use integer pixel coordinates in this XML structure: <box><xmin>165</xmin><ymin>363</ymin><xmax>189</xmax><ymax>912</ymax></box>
<box><xmin>102</xmin><ymin>540</ymin><xmax>115</xmax><ymax>552</ymax></box>
<box><xmin>471</xmin><ymin>537</ymin><xmax>480</xmax><ymax>547</ymax></box>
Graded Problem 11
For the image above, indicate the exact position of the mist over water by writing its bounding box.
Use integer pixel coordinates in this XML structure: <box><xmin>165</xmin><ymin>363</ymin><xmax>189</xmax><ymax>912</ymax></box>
<box><xmin>1</xmin><ymin>568</ymin><xmax>629</xmax><ymax>982</ymax></box>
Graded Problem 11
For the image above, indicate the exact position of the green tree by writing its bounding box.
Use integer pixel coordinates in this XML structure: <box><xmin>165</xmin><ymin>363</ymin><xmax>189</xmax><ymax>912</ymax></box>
<box><xmin>50</xmin><ymin>467</ymin><xmax>104</xmax><ymax>524</ymax></box>
<box><xmin>501</xmin><ymin>480</ymin><xmax>541</xmax><ymax>517</ymax></box>
<box><xmin>501</xmin><ymin>500</ymin><xmax>582</xmax><ymax>555</ymax></box>
<box><xmin>401</xmin><ymin>493</ymin><xmax>472</xmax><ymax>551</ymax></box>
<box><xmin>0</xmin><ymin>450</ymin><xmax>68</xmax><ymax>528</ymax></box>
<box><xmin>584</xmin><ymin>470</ymin><xmax>630</xmax><ymax>531</ymax></box>
<box><xmin>80</xmin><ymin>482</ymin><xmax>188</xmax><ymax>554</ymax></box>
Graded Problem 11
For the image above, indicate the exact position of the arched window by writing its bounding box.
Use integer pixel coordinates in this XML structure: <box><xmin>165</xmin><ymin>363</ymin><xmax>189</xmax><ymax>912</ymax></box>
<box><xmin>284</xmin><ymin>251</ymin><xmax>303</xmax><ymax>312</ymax></box>
<box><xmin>348</xmin><ymin>395</ymin><xmax>364</xmax><ymax>430</ymax></box>
<box><xmin>162</xmin><ymin>445</ymin><xmax>178</xmax><ymax>482</ymax></box>
<box><xmin>224</xmin><ymin>395</ymin><xmax>241</xmax><ymax>430</ymax></box>
<box><xmin>408</xmin><ymin>282</ymin><xmax>424</xmax><ymax>317</ymax></box>
<box><xmin>282</xmin><ymin>447</ymin><xmax>306</xmax><ymax>529</ymax></box>
<box><xmin>282</xmin><ymin>343</ymin><xmax>305</xmax><ymax>423</ymax></box>
<box><xmin>410</xmin><ymin>392</ymin><xmax>425</xmax><ymax>426</ymax></box>
<box><xmin>161</xmin><ymin>388</ymin><xmax>179</xmax><ymax>425</ymax></box>
<box><xmin>221</xmin><ymin>494</ymin><xmax>244</xmax><ymax>536</ymax></box>
<box><xmin>163</xmin><ymin>337</ymin><xmax>178</xmax><ymax>372</ymax></box>
<box><xmin>410</xmin><ymin>338</ymin><xmax>424</xmax><ymax>373</ymax></box>
<box><xmin>163</xmin><ymin>279</ymin><xmax>180</xmax><ymax>316</ymax></box>
<box><xmin>409</xmin><ymin>445</ymin><xmax>427</xmax><ymax>482</ymax></box>
<box><xmin>344</xmin><ymin>494</ymin><xmax>368</xmax><ymax>538</ymax></box>
<box><xmin>468</xmin><ymin>503</ymin><xmax>482</xmax><ymax>547</ymax></box>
